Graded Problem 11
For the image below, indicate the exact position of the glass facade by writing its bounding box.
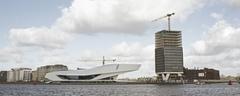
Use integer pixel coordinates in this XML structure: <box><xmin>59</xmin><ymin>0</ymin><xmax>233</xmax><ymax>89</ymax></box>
<box><xmin>155</xmin><ymin>30</ymin><xmax>183</xmax><ymax>73</ymax></box>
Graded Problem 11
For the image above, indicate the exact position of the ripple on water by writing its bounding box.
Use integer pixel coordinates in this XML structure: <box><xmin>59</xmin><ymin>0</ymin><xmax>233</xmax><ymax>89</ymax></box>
<box><xmin>0</xmin><ymin>84</ymin><xmax>239</xmax><ymax>96</ymax></box>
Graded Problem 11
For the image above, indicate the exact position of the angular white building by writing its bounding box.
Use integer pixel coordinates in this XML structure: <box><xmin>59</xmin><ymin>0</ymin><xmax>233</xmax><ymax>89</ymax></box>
<box><xmin>45</xmin><ymin>64</ymin><xmax>140</xmax><ymax>81</ymax></box>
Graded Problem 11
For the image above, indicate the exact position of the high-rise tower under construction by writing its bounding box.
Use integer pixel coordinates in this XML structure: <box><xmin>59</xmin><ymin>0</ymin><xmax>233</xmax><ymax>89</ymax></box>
<box><xmin>155</xmin><ymin>30</ymin><xmax>183</xmax><ymax>81</ymax></box>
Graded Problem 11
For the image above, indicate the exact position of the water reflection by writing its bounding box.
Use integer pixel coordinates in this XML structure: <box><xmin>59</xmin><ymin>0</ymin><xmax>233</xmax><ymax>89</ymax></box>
<box><xmin>0</xmin><ymin>84</ymin><xmax>239</xmax><ymax>96</ymax></box>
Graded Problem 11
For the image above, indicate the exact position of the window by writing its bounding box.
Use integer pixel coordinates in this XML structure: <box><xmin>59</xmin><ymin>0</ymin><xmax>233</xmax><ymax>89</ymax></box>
<box><xmin>57</xmin><ymin>74</ymin><xmax>100</xmax><ymax>80</ymax></box>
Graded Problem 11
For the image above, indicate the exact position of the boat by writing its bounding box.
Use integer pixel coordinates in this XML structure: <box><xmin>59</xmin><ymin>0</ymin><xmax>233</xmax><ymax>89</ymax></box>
<box><xmin>228</xmin><ymin>80</ymin><xmax>232</xmax><ymax>85</ymax></box>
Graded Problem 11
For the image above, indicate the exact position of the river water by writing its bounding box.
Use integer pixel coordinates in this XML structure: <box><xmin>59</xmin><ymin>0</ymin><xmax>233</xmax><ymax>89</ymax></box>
<box><xmin>0</xmin><ymin>83</ymin><xmax>239</xmax><ymax>96</ymax></box>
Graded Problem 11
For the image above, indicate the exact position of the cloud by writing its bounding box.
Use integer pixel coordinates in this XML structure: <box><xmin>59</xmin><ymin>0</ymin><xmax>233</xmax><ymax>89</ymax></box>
<box><xmin>225</xmin><ymin>0</ymin><xmax>240</xmax><ymax>8</ymax></box>
<box><xmin>185</xmin><ymin>19</ymin><xmax>240</xmax><ymax>75</ymax></box>
<box><xmin>191</xmin><ymin>20</ymin><xmax>240</xmax><ymax>55</ymax></box>
<box><xmin>210</xmin><ymin>13</ymin><xmax>223</xmax><ymax>20</ymax></box>
<box><xmin>8</xmin><ymin>0</ymin><xmax>205</xmax><ymax>50</ymax></box>
<box><xmin>55</xmin><ymin>0</ymin><xmax>204</xmax><ymax>34</ymax></box>
<box><xmin>0</xmin><ymin>47</ymin><xmax>23</xmax><ymax>63</ymax></box>
<box><xmin>39</xmin><ymin>49</ymin><xmax>102</xmax><ymax>70</ymax></box>
<box><xmin>9</xmin><ymin>27</ymin><xmax>72</xmax><ymax>49</ymax></box>
<box><xmin>110</xmin><ymin>42</ymin><xmax>155</xmax><ymax>78</ymax></box>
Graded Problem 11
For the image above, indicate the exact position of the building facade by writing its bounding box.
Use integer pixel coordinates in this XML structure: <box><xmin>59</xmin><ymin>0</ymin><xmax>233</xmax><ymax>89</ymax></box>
<box><xmin>155</xmin><ymin>30</ymin><xmax>183</xmax><ymax>81</ymax></box>
<box><xmin>31</xmin><ymin>71</ymin><xmax>38</xmax><ymax>82</ymax></box>
<box><xmin>36</xmin><ymin>64</ymin><xmax>68</xmax><ymax>82</ymax></box>
<box><xmin>7</xmin><ymin>68</ymin><xmax>32</xmax><ymax>82</ymax></box>
<box><xmin>45</xmin><ymin>64</ymin><xmax>140</xmax><ymax>82</ymax></box>
<box><xmin>7</xmin><ymin>71</ymin><xmax>14</xmax><ymax>82</ymax></box>
<box><xmin>0</xmin><ymin>71</ymin><xmax>7</xmax><ymax>82</ymax></box>
<box><xmin>184</xmin><ymin>68</ymin><xmax>220</xmax><ymax>82</ymax></box>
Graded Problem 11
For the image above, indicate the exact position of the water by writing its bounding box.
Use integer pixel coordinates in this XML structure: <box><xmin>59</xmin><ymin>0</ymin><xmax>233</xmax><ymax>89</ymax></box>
<box><xmin>0</xmin><ymin>83</ymin><xmax>239</xmax><ymax>96</ymax></box>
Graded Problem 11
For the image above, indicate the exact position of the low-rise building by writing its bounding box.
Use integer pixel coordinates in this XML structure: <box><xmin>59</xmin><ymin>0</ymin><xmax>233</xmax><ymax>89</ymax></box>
<box><xmin>7</xmin><ymin>68</ymin><xmax>32</xmax><ymax>82</ymax></box>
<box><xmin>7</xmin><ymin>71</ymin><xmax>14</xmax><ymax>82</ymax></box>
<box><xmin>183</xmin><ymin>68</ymin><xmax>220</xmax><ymax>82</ymax></box>
<box><xmin>31</xmin><ymin>71</ymin><xmax>38</xmax><ymax>82</ymax></box>
<box><xmin>36</xmin><ymin>64</ymin><xmax>68</xmax><ymax>82</ymax></box>
<box><xmin>0</xmin><ymin>71</ymin><xmax>7</xmax><ymax>82</ymax></box>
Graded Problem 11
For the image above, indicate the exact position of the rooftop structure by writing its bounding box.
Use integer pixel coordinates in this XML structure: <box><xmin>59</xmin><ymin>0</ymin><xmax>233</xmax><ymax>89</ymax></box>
<box><xmin>155</xmin><ymin>30</ymin><xmax>182</xmax><ymax>48</ymax></box>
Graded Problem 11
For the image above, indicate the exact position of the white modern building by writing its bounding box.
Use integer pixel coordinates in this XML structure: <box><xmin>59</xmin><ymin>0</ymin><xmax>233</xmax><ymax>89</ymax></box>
<box><xmin>45</xmin><ymin>64</ymin><xmax>140</xmax><ymax>81</ymax></box>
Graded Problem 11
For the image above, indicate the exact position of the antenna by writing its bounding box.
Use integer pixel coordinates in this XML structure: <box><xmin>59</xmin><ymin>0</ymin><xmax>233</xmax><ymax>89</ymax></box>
<box><xmin>152</xmin><ymin>13</ymin><xmax>175</xmax><ymax>31</ymax></box>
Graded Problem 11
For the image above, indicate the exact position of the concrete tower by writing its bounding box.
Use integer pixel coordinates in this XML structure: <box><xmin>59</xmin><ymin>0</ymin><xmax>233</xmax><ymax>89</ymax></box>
<box><xmin>155</xmin><ymin>30</ymin><xmax>183</xmax><ymax>82</ymax></box>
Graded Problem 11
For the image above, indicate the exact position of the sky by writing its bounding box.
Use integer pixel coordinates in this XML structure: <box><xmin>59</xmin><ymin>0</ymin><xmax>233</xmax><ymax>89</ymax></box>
<box><xmin>0</xmin><ymin>0</ymin><xmax>240</xmax><ymax>78</ymax></box>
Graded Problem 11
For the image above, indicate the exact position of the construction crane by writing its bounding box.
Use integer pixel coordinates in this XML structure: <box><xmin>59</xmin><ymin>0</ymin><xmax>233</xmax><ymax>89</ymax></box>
<box><xmin>152</xmin><ymin>13</ymin><xmax>175</xmax><ymax>31</ymax></box>
<box><xmin>79</xmin><ymin>56</ymin><xmax>116</xmax><ymax>65</ymax></box>
<box><xmin>102</xmin><ymin>56</ymin><xmax>116</xmax><ymax>65</ymax></box>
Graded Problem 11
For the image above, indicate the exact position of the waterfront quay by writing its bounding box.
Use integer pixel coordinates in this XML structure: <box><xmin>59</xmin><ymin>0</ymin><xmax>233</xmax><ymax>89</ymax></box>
<box><xmin>0</xmin><ymin>79</ymin><xmax>239</xmax><ymax>85</ymax></box>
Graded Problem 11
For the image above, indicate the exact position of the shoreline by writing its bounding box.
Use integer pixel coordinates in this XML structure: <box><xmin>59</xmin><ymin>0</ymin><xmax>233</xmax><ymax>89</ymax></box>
<box><xmin>0</xmin><ymin>81</ymin><xmax>184</xmax><ymax>85</ymax></box>
<box><xmin>1</xmin><ymin>80</ymin><xmax>237</xmax><ymax>85</ymax></box>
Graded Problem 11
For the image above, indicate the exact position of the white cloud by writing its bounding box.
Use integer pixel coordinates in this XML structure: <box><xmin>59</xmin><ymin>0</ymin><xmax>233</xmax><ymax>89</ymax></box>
<box><xmin>9</xmin><ymin>27</ymin><xmax>72</xmax><ymax>49</ymax></box>
<box><xmin>191</xmin><ymin>20</ymin><xmax>240</xmax><ymax>55</ymax></box>
<box><xmin>0</xmin><ymin>47</ymin><xmax>23</xmax><ymax>63</ymax></box>
<box><xmin>111</xmin><ymin>42</ymin><xmax>143</xmax><ymax>57</ymax></box>
<box><xmin>40</xmin><ymin>49</ymin><xmax>102</xmax><ymax>70</ymax></box>
<box><xmin>185</xmin><ymin>19</ymin><xmax>240</xmax><ymax>75</ymax></box>
<box><xmin>110</xmin><ymin>42</ymin><xmax>155</xmax><ymax>78</ymax></box>
<box><xmin>225</xmin><ymin>0</ymin><xmax>240</xmax><ymax>7</ymax></box>
<box><xmin>39</xmin><ymin>49</ymin><xmax>68</xmax><ymax>64</ymax></box>
<box><xmin>55</xmin><ymin>0</ymin><xmax>204</xmax><ymax>34</ymax></box>
<box><xmin>210</xmin><ymin>13</ymin><xmax>223</xmax><ymax>20</ymax></box>
<box><xmin>8</xmin><ymin>0</ymin><xmax>205</xmax><ymax>50</ymax></box>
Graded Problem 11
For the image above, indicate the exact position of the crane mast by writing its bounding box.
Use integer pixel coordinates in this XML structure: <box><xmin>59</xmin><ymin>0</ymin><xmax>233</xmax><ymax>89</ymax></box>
<box><xmin>102</xmin><ymin>56</ymin><xmax>116</xmax><ymax>65</ymax></box>
<box><xmin>152</xmin><ymin>13</ymin><xmax>175</xmax><ymax>31</ymax></box>
<box><xmin>79</xmin><ymin>56</ymin><xmax>116</xmax><ymax>66</ymax></box>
